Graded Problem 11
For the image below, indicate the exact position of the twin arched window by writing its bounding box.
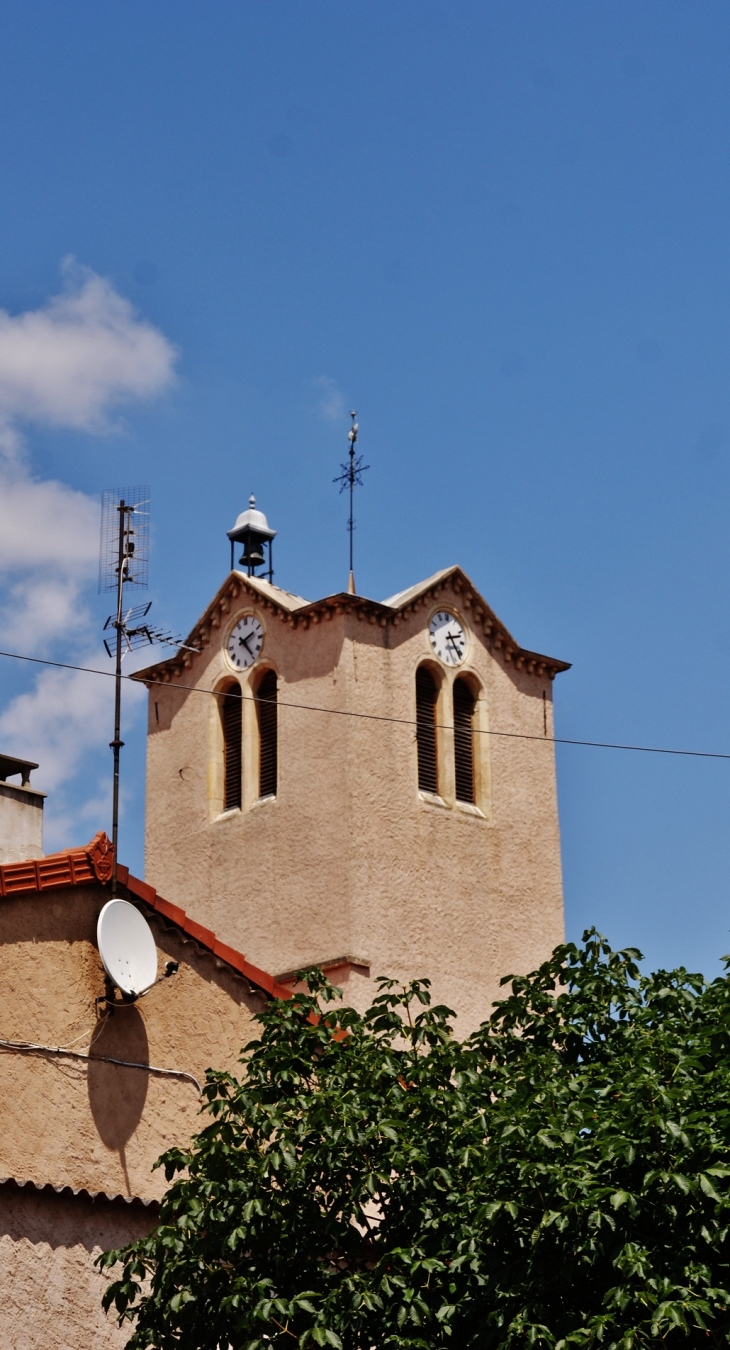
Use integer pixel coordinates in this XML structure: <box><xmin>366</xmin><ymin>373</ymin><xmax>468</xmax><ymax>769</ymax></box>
<box><xmin>416</xmin><ymin>666</ymin><xmax>476</xmax><ymax>805</ymax></box>
<box><xmin>257</xmin><ymin>669</ymin><xmax>278</xmax><ymax>799</ymax></box>
<box><xmin>416</xmin><ymin>666</ymin><xmax>439</xmax><ymax>795</ymax></box>
<box><xmin>452</xmin><ymin>678</ymin><xmax>476</xmax><ymax>805</ymax></box>
<box><xmin>222</xmin><ymin>683</ymin><xmax>242</xmax><ymax>810</ymax></box>
<box><xmin>221</xmin><ymin>670</ymin><xmax>278</xmax><ymax>811</ymax></box>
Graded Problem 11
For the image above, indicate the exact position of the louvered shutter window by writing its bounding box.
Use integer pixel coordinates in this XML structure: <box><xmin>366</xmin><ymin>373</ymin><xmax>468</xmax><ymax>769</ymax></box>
<box><xmin>257</xmin><ymin>669</ymin><xmax>278</xmax><ymax>799</ymax></box>
<box><xmin>453</xmin><ymin>678</ymin><xmax>476</xmax><ymax>804</ymax></box>
<box><xmin>222</xmin><ymin>684</ymin><xmax>242</xmax><ymax>811</ymax></box>
<box><xmin>416</xmin><ymin>666</ymin><xmax>439</xmax><ymax>794</ymax></box>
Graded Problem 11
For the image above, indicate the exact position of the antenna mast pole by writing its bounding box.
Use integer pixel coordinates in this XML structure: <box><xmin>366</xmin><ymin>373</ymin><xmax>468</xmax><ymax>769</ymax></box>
<box><xmin>334</xmin><ymin>411</ymin><xmax>369</xmax><ymax>594</ymax></box>
<box><xmin>100</xmin><ymin>485</ymin><xmax>154</xmax><ymax>893</ymax></box>
<box><xmin>110</xmin><ymin>500</ymin><xmax>127</xmax><ymax>894</ymax></box>
<box><xmin>347</xmin><ymin>415</ymin><xmax>357</xmax><ymax>577</ymax></box>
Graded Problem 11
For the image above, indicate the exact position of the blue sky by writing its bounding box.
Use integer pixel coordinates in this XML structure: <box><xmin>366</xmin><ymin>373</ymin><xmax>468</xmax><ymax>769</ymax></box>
<box><xmin>1</xmin><ymin>2</ymin><xmax>729</xmax><ymax>978</ymax></box>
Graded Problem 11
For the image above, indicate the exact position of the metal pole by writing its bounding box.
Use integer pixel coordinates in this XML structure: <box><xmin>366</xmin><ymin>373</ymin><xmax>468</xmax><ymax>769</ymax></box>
<box><xmin>110</xmin><ymin>500</ymin><xmax>126</xmax><ymax>893</ymax></box>
<box><xmin>334</xmin><ymin>411</ymin><xmax>366</xmax><ymax>594</ymax></box>
<box><xmin>348</xmin><ymin>444</ymin><xmax>355</xmax><ymax>576</ymax></box>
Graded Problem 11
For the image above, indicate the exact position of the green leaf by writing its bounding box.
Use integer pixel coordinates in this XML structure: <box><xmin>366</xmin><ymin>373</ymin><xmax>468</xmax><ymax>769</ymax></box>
<box><xmin>699</xmin><ymin>1173</ymin><xmax>722</xmax><ymax>1201</ymax></box>
<box><xmin>97</xmin><ymin>943</ymin><xmax>730</xmax><ymax>1350</ymax></box>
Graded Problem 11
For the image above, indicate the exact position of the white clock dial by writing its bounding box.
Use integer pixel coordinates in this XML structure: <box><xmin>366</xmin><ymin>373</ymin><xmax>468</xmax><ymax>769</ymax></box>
<box><xmin>227</xmin><ymin>615</ymin><xmax>264</xmax><ymax>670</ymax></box>
<box><xmin>429</xmin><ymin>611</ymin><xmax>467</xmax><ymax>666</ymax></box>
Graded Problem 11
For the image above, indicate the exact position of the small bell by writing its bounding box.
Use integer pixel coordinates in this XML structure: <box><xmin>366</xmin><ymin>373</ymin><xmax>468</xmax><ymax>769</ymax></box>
<box><xmin>226</xmin><ymin>493</ymin><xmax>277</xmax><ymax>581</ymax></box>
<box><xmin>239</xmin><ymin>538</ymin><xmax>266</xmax><ymax>569</ymax></box>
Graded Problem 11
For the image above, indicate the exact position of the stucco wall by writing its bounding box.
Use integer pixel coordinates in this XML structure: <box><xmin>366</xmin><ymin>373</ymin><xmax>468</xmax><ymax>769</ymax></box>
<box><xmin>0</xmin><ymin>781</ymin><xmax>44</xmax><ymax>863</ymax></box>
<box><xmin>0</xmin><ymin>1186</ymin><xmax>152</xmax><ymax>1350</ymax></box>
<box><xmin>0</xmin><ymin>881</ymin><xmax>264</xmax><ymax>1345</ymax></box>
<box><xmin>0</xmin><ymin>884</ymin><xmax>262</xmax><ymax>1199</ymax></box>
<box><xmin>144</xmin><ymin>572</ymin><xmax>565</xmax><ymax>1030</ymax></box>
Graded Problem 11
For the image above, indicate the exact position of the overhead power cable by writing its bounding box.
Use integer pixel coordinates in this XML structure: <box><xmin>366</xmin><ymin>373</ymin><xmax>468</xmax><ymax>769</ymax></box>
<box><xmin>1</xmin><ymin>646</ymin><xmax>729</xmax><ymax>762</ymax></box>
<box><xmin>0</xmin><ymin>1035</ymin><xmax>201</xmax><ymax>1092</ymax></box>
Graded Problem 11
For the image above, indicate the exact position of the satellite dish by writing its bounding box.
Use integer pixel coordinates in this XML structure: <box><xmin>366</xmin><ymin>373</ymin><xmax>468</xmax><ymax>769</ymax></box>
<box><xmin>97</xmin><ymin>899</ymin><xmax>158</xmax><ymax>998</ymax></box>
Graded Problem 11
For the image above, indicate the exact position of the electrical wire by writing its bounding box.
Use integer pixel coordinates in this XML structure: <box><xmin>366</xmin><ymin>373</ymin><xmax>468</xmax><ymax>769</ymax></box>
<box><xmin>0</xmin><ymin>1035</ymin><xmax>201</xmax><ymax>1092</ymax></box>
<box><xmin>1</xmin><ymin>646</ymin><xmax>729</xmax><ymax>762</ymax></box>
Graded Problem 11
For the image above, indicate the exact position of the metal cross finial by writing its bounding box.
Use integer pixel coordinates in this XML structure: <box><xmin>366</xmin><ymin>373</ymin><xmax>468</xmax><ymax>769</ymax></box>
<box><xmin>334</xmin><ymin>410</ymin><xmax>369</xmax><ymax>590</ymax></box>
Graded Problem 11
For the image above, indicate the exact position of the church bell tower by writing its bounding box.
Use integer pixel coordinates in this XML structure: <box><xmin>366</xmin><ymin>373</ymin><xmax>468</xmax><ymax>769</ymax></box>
<box><xmin>135</xmin><ymin>500</ymin><xmax>569</xmax><ymax>1028</ymax></box>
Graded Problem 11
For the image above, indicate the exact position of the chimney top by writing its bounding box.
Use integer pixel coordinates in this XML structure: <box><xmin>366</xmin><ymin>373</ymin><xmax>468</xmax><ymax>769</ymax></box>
<box><xmin>0</xmin><ymin>754</ymin><xmax>39</xmax><ymax>788</ymax></box>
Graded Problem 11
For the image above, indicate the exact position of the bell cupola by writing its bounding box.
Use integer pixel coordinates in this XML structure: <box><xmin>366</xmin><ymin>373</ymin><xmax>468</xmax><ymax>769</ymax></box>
<box><xmin>226</xmin><ymin>495</ymin><xmax>276</xmax><ymax>582</ymax></box>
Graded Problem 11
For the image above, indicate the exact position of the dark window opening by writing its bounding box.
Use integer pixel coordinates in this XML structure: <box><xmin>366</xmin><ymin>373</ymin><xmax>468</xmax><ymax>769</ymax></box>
<box><xmin>222</xmin><ymin>684</ymin><xmax>242</xmax><ymax>811</ymax></box>
<box><xmin>416</xmin><ymin>666</ymin><xmax>439</xmax><ymax>795</ymax></box>
<box><xmin>257</xmin><ymin>669</ymin><xmax>278</xmax><ymax>799</ymax></box>
<box><xmin>453</xmin><ymin>678</ymin><xmax>476</xmax><ymax>804</ymax></box>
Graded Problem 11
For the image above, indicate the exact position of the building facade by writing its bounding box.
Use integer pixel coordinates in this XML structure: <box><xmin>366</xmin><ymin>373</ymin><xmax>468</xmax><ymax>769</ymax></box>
<box><xmin>138</xmin><ymin>562</ymin><xmax>569</xmax><ymax>1029</ymax></box>
<box><xmin>0</xmin><ymin>831</ymin><xmax>288</xmax><ymax>1348</ymax></box>
<box><xmin>0</xmin><ymin>521</ymin><xmax>570</xmax><ymax>1343</ymax></box>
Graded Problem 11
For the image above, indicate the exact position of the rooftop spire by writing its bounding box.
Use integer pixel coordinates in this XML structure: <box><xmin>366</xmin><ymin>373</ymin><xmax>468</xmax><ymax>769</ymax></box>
<box><xmin>334</xmin><ymin>410</ymin><xmax>369</xmax><ymax>594</ymax></box>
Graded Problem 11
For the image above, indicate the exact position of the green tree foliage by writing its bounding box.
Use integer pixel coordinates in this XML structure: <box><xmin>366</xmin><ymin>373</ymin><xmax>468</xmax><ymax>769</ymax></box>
<box><xmin>100</xmin><ymin>933</ymin><xmax>730</xmax><ymax>1348</ymax></box>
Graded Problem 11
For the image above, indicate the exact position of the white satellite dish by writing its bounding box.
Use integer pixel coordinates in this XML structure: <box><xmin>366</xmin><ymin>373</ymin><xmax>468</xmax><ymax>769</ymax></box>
<box><xmin>97</xmin><ymin>899</ymin><xmax>158</xmax><ymax>998</ymax></box>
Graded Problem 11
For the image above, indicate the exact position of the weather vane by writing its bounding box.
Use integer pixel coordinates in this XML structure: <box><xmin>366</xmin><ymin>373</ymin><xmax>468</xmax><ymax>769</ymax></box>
<box><xmin>334</xmin><ymin>410</ymin><xmax>369</xmax><ymax>594</ymax></box>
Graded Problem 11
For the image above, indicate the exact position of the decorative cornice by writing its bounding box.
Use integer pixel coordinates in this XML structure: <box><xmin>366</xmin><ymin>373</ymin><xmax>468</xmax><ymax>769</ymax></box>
<box><xmin>131</xmin><ymin>566</ymin><xmax>570</xmax><ymax>685</ymax></box>
<box><xmin>275</xmin><ymin>953</ymin><xmax>371</xmax><ymax>985</ymax></box>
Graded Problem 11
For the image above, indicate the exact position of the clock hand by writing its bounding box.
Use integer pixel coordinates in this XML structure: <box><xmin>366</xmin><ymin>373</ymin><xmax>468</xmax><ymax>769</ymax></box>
<box><xmin>446</xmin><ymin>631</ymin><xmax>463</xmax><ymax>654</ymax></box>
<box><xmin>238</xmin><ymin>632</ymin><xmax>256</xmax><ymax>653</ymax></box>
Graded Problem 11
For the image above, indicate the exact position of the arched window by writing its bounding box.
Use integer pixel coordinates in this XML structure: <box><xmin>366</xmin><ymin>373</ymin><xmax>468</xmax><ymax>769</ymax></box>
<box><xmin>453</xmin><ymin>678</ymin><xmax>476</xmax><ymax>804</ymax></box>
<box><xmin>221</xmin><ymin>683</ymin><xmax>242</xmax><ymax>811</ymax></box>
<box><xmin>257</xmin><ymin>669</ymin><xmax>278</xmax><ymax>799</ymax></box>
<box><xmin>416</xmin><ymin>665</ymin><xmax>439</xmax><ymax>794</ymax></box>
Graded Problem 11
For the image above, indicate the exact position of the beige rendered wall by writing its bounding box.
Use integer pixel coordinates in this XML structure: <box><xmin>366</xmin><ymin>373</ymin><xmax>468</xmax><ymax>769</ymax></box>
<box><xmin>0</xmin><ymin>882</ymin><xmax>263</xmax><ymax>1345</ymax></box>
<box><xmin>0</xmin><ymin>1186</ymin><xmax>152</xmax><ymax>1350</ymax></box>
<box><xmin>0</xmin><ymin>884</ymin><xmax>262</xmax><ymax>1198</ymax></box>
<box><xmin>144</xmin><ymin>572</ymin><xmax>565</xmax><ymax>1030</ymax></box>
<box><xmin>0</xmin><ymin>781</ymin><xmax>44</xmax><ymax>863</ymax></box>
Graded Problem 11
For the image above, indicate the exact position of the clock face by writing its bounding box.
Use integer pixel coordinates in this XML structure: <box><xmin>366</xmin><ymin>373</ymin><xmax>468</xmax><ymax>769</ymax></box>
<box><xmin>227</xmin><ymin>614</ymin><xmax>264</xmax><ymax>670</ymax></box>
<box><xmin>429</xmin><ymin>611</ymin><xmax>467</xmax><ymax>666</ymax></box>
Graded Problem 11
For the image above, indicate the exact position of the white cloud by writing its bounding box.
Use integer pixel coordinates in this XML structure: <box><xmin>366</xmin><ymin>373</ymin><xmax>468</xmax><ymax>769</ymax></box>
<box><xmin>0</xmin><ymin>259</ymin><xmax>178</xmax><ymax>442</ymax></box>
<box><xmin>0</xmin><ymin>262</ymin><xmax>178</xmax><ymax>850</ymax></box>
<box><xmin>0</xmin><ymin>465</ymin><xmax>98</xmax><ymax>572</ymax></box>
<box><xmin>0</xmin><ymin>263</ymin><xmax>176</xmax><ymax>653</ymax></box>
<box><xmin>0</xmin><ymin>661</ymin><xmax>146</xmax><ymax>853</ymax></box>
<box><xmin>0</xmin><ymin>263</ymin><xmax>178</xmax><ymax>650</ymax></box>
<box><xmin>0</xmin><ymin>663</ymin><xmax>114</xmax><ymax>791</ymax></box>
<box><xmin>0</xmin><ymin>657</ymin><xmax>146</xmax><ymax>789</ymax></box>
<box><xmin>0</xmin><ymin>465</ymin><xmax>99</xmax><ymax>649</ymax></box>
<box><xmin>313</xmin><ymin>375</ymin><xmax>348</xmax><ymax>424</ymax></box>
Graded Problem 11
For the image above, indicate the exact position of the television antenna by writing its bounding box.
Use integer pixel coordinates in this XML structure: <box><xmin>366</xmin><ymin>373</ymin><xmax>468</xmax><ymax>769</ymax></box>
<box><xmin>334</xmin><ymin>411</ymin><xmax>369</xmax><ymax>595</ymax></box>
<box><xmin>99</xmin><ymin>488</ymin><xmax>197</xmax><ymax>892</ymax></box>
<box><xmin>102</xmin><ymin>603</ymin><xmax>195</xmax><ymax>659</ymax></box>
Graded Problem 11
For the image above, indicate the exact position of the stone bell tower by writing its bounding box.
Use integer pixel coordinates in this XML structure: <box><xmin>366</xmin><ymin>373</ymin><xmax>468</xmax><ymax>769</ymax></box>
<box><xmin>135</xmin><ymin>499</ymin><xmax>569</xmax><ymax>1029</ymax></box>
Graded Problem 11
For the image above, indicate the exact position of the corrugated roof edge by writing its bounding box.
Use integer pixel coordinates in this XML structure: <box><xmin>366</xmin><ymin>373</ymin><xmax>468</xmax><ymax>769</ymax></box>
<box><xmin>0</xmin><ymin>832</ymin><xmax>294</xmax><ymax>1003</ymax></box>
<box><xmin>0</xmin><ymin>1174</ymin><xmax>160</xmax><ymax>1211</ymax></box>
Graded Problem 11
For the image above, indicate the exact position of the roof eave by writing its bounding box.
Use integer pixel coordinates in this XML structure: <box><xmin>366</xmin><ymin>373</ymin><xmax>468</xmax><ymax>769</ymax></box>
<box><xmin>130</xmin><ymin>565</ymin><xmax>571</xmax><ymax>683</ymax></box>
<box><xmin>0</xmin><ymin>832</ymin><xmax>293</xmax><ymax>1002</ymax></box>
